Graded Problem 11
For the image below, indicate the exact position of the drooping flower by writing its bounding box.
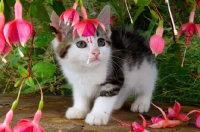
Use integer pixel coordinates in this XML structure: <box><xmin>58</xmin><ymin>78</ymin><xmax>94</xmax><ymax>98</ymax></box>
<box><xmin>73</xmin><ymin>6</ymin><xmax>105</xmax><ymax>38</ymax></box>
<box><xmin>108</xmin><ymin>113</ymin><xmax>149</xmax><ymax>132</ymax></box>
<box><xmin>167</xmin><ymin>101</ymin><xmax>189</xmax><ymax>121</ymax></box>
<box><xmin>149</xmin><ymin>103</ymin><xmax>182</xmax><ymax>128</ymax></box>
<box><xmin>196</xmin><ymin>0</ymin><xmax>200</xmax><ymax>8</ymax></box>
<box><xmin>186</xmin><ymin>110</ymin><xmax>200</xmax><ymax>128</ymax></box>
<box><xmin>177</xmin><ymin>8</ymin><xmax>200</xmax><ymax>67</ymax></box>
<box><xmin>3</xmin><ymin>0</ymin><xmax>33</xmax><ymax>47</ymax></box>
<box><xmin>0</xmin><ymin>110</ymin><xmax>14</xmax><ymax>132</ymax></box>
<box><xmin>177</xmin><ymin>8</ymin><xmax>200</xmax><ymax>47</ymax></box>
<box><xmin>0</xmin><ymin>0</ymin><xmax>11</xmax><ymax>63</ymax></box>
<box><xmin>13</xmin><ymin>110</ymin><xmax>44</xmax><ymax>132</ymax></box>
<box><xmin>59</xmin><ymin>0</ymin><xmax>79</xmax><ymax>26</ymax></box>
<box><xmin>149</xmin><ymin>21</ymin><xmax>165</xmax><ymax>56</ymax></box>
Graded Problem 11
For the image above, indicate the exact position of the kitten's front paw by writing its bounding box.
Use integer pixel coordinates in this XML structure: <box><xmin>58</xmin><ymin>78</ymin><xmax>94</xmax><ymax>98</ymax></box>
<box><xmin>85</xmin><ymin>113</ymin><xmax>109</xmax><ymax>125</ymax></box>
<box><xmin>66</xmin><ymin>107</ymin><xmax>89</xmax><ymax>119</ymax></box>
<box><xmin>130</xmin><ymin>99</ymin><xmax>150</xmax><ymax>113</ymax></box>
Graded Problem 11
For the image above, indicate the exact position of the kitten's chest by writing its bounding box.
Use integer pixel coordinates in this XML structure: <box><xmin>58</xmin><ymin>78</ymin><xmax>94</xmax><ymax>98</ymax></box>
<box><xmin>63</xmin><ymin>65</ymin><xmax>108</xmax><ymax>89</ymax></box>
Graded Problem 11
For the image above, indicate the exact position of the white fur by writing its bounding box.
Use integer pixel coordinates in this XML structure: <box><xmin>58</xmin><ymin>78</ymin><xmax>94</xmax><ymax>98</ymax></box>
<box><xmin>113</xmin><ymin>60</ymin><xmax>157</xmax><ymax>113</ymax></box>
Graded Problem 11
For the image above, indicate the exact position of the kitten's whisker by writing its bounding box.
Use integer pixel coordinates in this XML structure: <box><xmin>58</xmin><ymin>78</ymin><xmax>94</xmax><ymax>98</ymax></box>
<box><xmin>111</xmin><ymin>55</ymin><xmax>125</xmax><ymax>61</ymax></box>
<box><xmin>111</xmin><ymin>60</ymin><xmax>123</xmax><ymax>72</ymax></box>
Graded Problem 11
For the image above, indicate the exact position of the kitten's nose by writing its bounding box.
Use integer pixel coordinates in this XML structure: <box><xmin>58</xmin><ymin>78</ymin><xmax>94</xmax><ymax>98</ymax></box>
<box><xmin>92</xmin><ymin>49</ymin><xmax>100</xmax><ymax>56</ymax></box>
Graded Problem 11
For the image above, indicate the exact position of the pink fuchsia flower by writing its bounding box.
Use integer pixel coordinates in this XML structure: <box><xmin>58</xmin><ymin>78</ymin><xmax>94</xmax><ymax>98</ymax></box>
<box><xmin>59</xmin><ymin>0</ymin><xmax>79</xmax><ymax>26</ymax></box>
<box><xmin>13</xmin><ymin>110</ymin><xmax>44</xmax><ymax>132</ymax></box>
<box><xmin>130</xmin><ymin>114</ymin><xmax>149</xmax><ymax>132</ymax></box>
<box><xmin>0</xmin><ymin>110</ymin><xmax>14</xmax><ymax>132</ymax></box>
<box><xmin>186</xmin><ymin>110</ymin><xmax>200</xmax><ymax>128</ymax></box>
<box><xmin>73</xmin><ymin>6</ymin><xmax>105</xmax><ymax>38</ymax></box>
<box><xmin>177</xmin><ymin>8</ymin><xmax>200</xmax><ymax>47</ymax></box>
<box><xmin>149</xmin><ymin>24</ymin><xmax>165</xmax><ymax>56</ymax></box>
<box><xmin>0</xmin><ymin>1</ymin><xmax>11</xmax><ymax>63</ymax></box>
<box><xmin>149</xmin><ymin>103</ymin><xmax>182</xmax><ymax>128</ymax></box>
<box><xmin>109</xmin><ymin>113</ymin><xmax>149</xmax><ymax>132</ymax></box>
<box><xmin>3</xmin><ymin>0</ymin><xmax>33</xmax><ymax>47</ymax></box>
<box><xmin>167</xmin><ymin>101</ymin><xmax>189</xmax><ymax>121</ymax></box>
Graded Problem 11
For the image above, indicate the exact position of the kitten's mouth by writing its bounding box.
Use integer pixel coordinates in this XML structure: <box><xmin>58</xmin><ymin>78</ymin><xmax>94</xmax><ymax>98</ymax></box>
<box><xmin>87</xmin><ymin>57</ymin><xmax>100</xmax><ymax>63</ymax></box>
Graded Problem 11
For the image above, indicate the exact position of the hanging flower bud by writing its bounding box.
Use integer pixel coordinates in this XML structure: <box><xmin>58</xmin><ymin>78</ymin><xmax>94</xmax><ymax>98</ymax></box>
<box><xmin>150</xmin><ymin>20</ymin><xmax>165</xmax><ymax>56</ymax></box>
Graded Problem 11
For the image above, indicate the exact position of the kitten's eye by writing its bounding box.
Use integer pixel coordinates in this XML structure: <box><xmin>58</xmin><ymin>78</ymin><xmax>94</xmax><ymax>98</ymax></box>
<box><xmin>98</xmin><ymin>38</ymin><xmax>105</xmax><ymax>47</ymax></box>
<box><xmin>76</xmin><ymin>41</ymin><xmax>87</xmax><ymax>48</ymax></box>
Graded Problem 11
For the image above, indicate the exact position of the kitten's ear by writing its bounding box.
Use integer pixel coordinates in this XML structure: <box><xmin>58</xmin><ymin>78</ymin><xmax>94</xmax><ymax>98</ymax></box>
<box><xmin>97</xmin><ymin>5</ymin><xmax>111</xmax><ymax>37</ymax></box>
<box><xmin>50</xmin><ymin>12</ymin><xmax>71</xmax><ymax>41</ymax></box>
<box><xmin>50</xmin><ymin>11</ymin><xmax>61</xmax><ymax>32</ymax></box>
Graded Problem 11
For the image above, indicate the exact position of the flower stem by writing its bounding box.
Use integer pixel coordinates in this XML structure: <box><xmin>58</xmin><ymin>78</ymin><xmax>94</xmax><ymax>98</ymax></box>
<box><xmin>35</xmin><ymin>78</ymin><xmax>44</xmax><ymax>110</ymax></box>
<box><xmin>0</xmin><ymin>0</ymin><xmax>4</xmax><ymax>13</ymax></box>
<box><xmin>124</xmin><ymin>0</ymin><xmax>133</xmax><ymax>24</ymax></box>
<box><xmin>16</xmin><ymin>79</ymin><xmax>25</xmax><ymax>101</ymax></box>
<box><xmin>80</xmin><ymin>0</ymin><xmax>83</xmax><ymax>7</ymax></box>
<box><xmin>165</xmin><ymin>0</ymin><xmax>177</xmax><ymax>36</ymax></box>
<box><xmin>189</xmin><ymin>8</ymin><xmax>195</xmax><ymax>23</ymax></box>
<box><xmin>150</xmin><ymin>2</ymin><xmax>162</xmax><ymax>20</ymax></box>
<box><xmin>181</xmin><ymin>46</ymin><xmax>188</xmax><ymax>67</ymax></box>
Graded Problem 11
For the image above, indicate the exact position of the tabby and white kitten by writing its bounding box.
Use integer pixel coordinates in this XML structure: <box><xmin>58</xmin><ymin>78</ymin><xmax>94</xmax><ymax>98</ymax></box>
<box><xmin>50</xmin><ymin>6</ymin><xmax>157</xmax><ymax>125</ymax></box>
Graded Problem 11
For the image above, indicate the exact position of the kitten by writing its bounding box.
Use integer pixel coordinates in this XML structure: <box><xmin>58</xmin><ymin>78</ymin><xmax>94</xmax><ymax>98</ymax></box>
<box><xmin>50</xmin><ymin>5</ymin><xmax>157</xmax><ymax>125</ymax></box>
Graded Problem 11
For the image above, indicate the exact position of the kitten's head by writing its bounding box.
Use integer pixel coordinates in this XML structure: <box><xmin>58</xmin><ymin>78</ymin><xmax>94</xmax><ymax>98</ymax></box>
<box><xmin>51</xmin><ymin>6</ymin><xmax>111</xmax><ymax>70</ymax></box>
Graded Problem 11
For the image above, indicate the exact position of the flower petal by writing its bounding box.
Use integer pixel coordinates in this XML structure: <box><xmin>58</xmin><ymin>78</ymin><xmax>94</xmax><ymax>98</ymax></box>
<box><xmin>139</xmin><ymin>114</ymin><xmax>147</xmax><ymax>127</ymax></box>
<box><xmin>173</xmin><ymin>101</ymin><xmax>181</xmax><ymax>113</ymax></box>
<box><xmin>0</xmin><ymin>32</ymin><xmax>6</xmax><ymax>52</ymax></box>
<box><xmin>3</xmin><ymin>21</ymin><xmax>13</xmax><ymax>45</ymax></box>
<box><xmin>168</xmin><ymin>108</ymin><xmax>176</xmax><ymax>119</ymax></box>
<box><xmin>195</xmin><ymin>115</ymin><xmax>200</xmax><ymax>128</ymax></box>
<box><xmin>177</xmin><ymin>23</ymin><xmax>188</xmax><ymax>38</ymax></box>
<box><xmin>16</xmin><ymin>20</ymin><xmax>33</xmax><ymax>47</ymax></box>
<box><xmin>177</xmin><ymin>113</ymin><xmax>189</xmax><ymax>121</ymax></box>
<box><xmin>151</xmin><ymin>117</ymin><xmax>164</xmax><ymax>124</ymax></box>
<box><xmin>0</xmin><ymin>13</ymin><xmax>5</xmax><ymax>31</ymax></box>
<box><xmin>194</xmin><ymin>24</ymin><xmax>200</xmax><ymax>37</ymax></box>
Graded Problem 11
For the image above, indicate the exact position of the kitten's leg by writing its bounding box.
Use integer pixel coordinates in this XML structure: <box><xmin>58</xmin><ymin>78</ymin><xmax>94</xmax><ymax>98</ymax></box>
<box><xmin>85</xmin><ymin>95</ymin><xmax>117</xmax><ymax>125</ymax></box>
<box><xmin>130</xmin><ymin>92</ymin><xmax>152</xmax><ymax>113</ymax></box>
<box><xmin>113</xmin><ymin>87</ymin><xmax>131</xmax><ymax>110</ymax></box>
<box><xmin>130</xmin><ymin>74</ymin><xmax>156</xmax><ymax>113</ymax></box>
<box><xmin>66</xmin><ymin>88</ymin><xmax>90</xmax><ymax>119</ymax></box>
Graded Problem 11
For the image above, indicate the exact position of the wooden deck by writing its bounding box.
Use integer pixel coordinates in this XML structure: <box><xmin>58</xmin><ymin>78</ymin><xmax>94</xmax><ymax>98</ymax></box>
<box><xmin>0</xmin><ymin>94</ymin><xmax>199</xmax><ymax>132</ymax></box>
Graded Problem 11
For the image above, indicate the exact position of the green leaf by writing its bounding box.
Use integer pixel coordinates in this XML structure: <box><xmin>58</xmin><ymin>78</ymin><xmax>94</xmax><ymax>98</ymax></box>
<box><xmin>34</xmin><ymin>31</ymin><xmax>54</xmax><ymax>48</ymax></box>
<box><xmin>142</xmin><ymin>18</ymin><xmax>157</xmax><ymax>40</ymax></box>
<box><xmin>134</xmin><ymin>0</ymin><xmax>150</xmax><ymax>6</ymax></box>
<box><xmin>150</xmin><ymin>9</ymin><xmax>158</xmax><ymax>19</ymax></box>
<box><xmin>25</xmin><ymin>77</ymin><xmax>35</xmax><ymax>87</ymax></box>
<box><xmin>29</xmin><ymin>4</ymin><xmax>37</xmax><ymax>17</ymax></box>
<box><xmin>32</xmin><ymin>0</ymin><xmax>44</xmax><ymax>5</ymax></box>
<box><xmin>50</xmin><ymin>1</ymin><xmax>65</xmax><ymax>16</ymax></box>
<box><xmin>32</xmin><ymin>62</ymin><xmax>56</xmax><ymax>79</ymax></box>
<box><xmin>35</xmin><ymin>5</ymin><xmax>50</xmax><ymax>22</ymax></box>
<box><xmin>46</xmin><ymin>0</ymin><xmax>53</xmax><ymax>5</ymax></box>
<box><xmin>18</xmin><ymin>66</ymin><xmax>29</xmax><ymax>78</ymax></box>
<box><xmin>132</xmin><ymin>6</ymin><xmax>144</xmax><ymax>25</ymax></box>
